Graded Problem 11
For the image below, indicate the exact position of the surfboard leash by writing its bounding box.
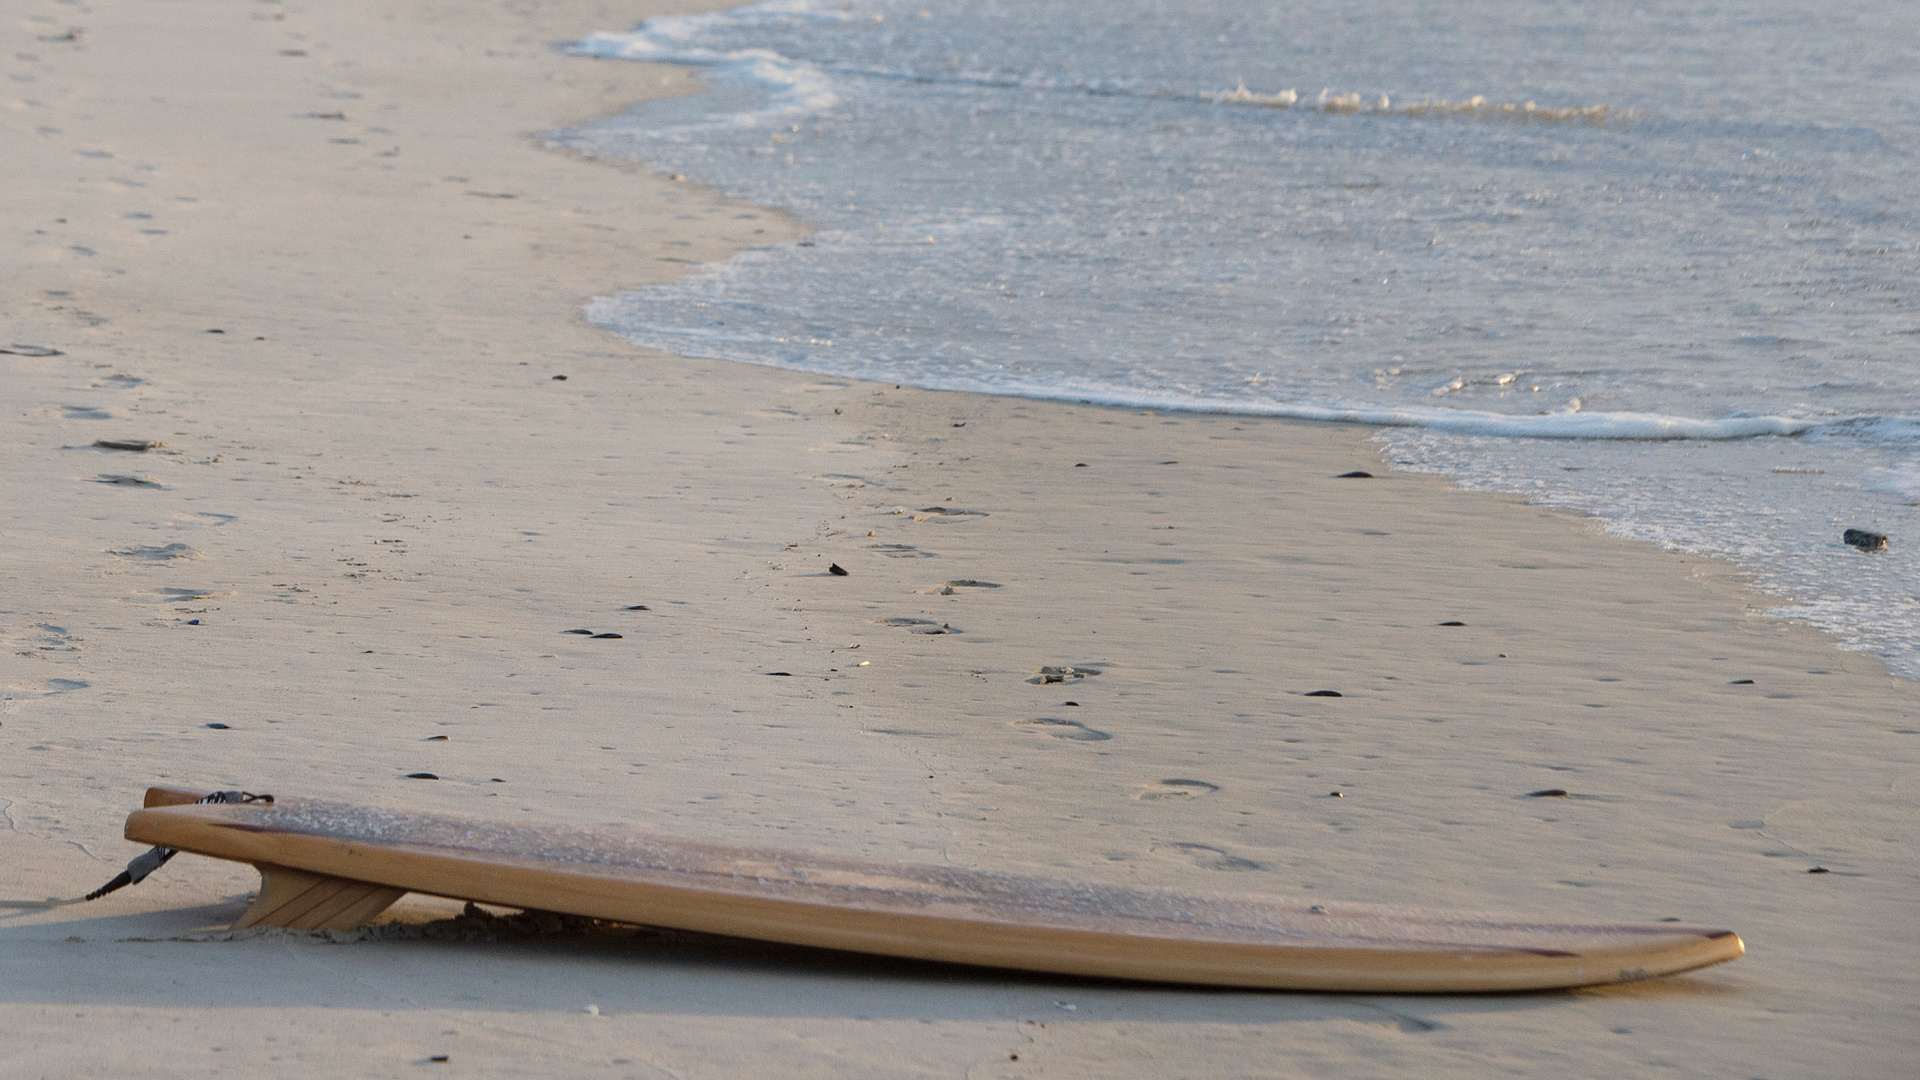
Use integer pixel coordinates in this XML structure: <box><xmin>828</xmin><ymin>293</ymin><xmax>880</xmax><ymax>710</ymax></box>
<box><xmin>0</xmin><ymin>790</ymin><xmax>273</xmax><ymax>909</ymax></box>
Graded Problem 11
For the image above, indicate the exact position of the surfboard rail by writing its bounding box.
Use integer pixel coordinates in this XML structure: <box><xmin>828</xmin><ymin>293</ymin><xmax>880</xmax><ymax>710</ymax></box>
<box><xmin>126</xmin><ymin>787</ymin><xmax>1743</xmax><ymax>992</ymax></box>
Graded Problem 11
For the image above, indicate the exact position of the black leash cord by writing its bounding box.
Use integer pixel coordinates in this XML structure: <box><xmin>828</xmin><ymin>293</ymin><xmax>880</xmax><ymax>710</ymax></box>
<box><xmin>0</xmin><ymin>790</ymin><xmax>272</xmax><ymax>909</ymax></box>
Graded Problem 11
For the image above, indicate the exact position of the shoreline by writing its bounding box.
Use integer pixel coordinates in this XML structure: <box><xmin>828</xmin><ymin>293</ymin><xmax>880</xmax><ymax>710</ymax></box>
<box><xmin>3</xmin><ymin>0</ymin><xmax>1915</xmax><ymax>1075</ymax></box>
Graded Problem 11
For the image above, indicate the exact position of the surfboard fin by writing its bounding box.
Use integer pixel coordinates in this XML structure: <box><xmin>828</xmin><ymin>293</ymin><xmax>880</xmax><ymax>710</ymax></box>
<box><xmin>237</xmin><ymin>863</ymin><xmax>406</xmax><ymax>932</ymax></box>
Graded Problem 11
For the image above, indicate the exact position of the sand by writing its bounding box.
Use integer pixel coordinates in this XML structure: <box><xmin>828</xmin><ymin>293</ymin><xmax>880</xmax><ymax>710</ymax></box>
<box><xmin>2</xmin><ymin>0</ymin><xmax>1915</xmax><ymax>1076</ymax></box>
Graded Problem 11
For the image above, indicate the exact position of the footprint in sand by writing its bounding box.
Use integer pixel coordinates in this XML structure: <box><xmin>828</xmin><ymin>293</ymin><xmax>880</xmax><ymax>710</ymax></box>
<box><xmin>1155</xmin><ymin>842</ymin><xmax>1262</xmax><ymax>871</ymax></box>
<box><xmin>1133</xmin><ymin>779</ymin><xmax>1219</xmax><ymax>801</ymax></box>
<box><xmin>107</xmin><ymin>543</ymin><xmax>200</xmax><ymax>561</ymax></box>
<box><xmin>91</xmin><ymin>473</ymin><xmax>160</xmax><ymax>486</ymax></box>
<box><xmin>871</xmin><ymin>617</ymin><xmax>958</xmax><ymax>635</ymax></box>
<box><xmin>61</xmin><ymin>405</ymin><xmax>116</xmax><ymax>421</ymax></box>
<box><xmin>891</xmin><ymin>506</ymin><xmax>989</xmax><ymax>522</ymax></box>
<box><xmin>865</xmin><ymin>544</ymin><xmax>936</xmax><ymax>558</ymax></box>
<box><xmin>917</xmin><ymin>579</ymin><xmax>1002</xmax><ymax>595</ymax></box>
<box><xmin>811</xmin><ymin>473</ymin><xmax>878</xmax><ymax>489</ymax></box>
<box><xmin>15</xmin><ymin>624</ymin><xmax>81</xmax><ymax>654</ymax></box>
<box><xmin>126</xmin><ymin>587</ymin><xmax>227</xmax><ymax>606</ymax></box>
<box><xmin>1027</xmin><ymin>665</ymin><xmax>1102</xmax><ymax>684</ymax></box>
<box><xmin>93</xmin><ymin>438</ymin><xmax>162</xmax><ymax>452</ymax></box>
<box><xmin>1012</xmin><ymin>717</ymin><xmax>1112</xmax><ymax>742</ymax></box>
<box><xmin>6</xmin><ymin>677</ymin><xmax>91</xmax><ymax>696</ymax></box>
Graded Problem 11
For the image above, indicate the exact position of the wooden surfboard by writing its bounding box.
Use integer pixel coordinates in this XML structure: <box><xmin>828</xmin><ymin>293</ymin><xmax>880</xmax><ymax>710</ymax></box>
<box><xmin>125</xmin><ymin>786</ymin><xmax>1742</xmax><ymax>992</ymax></box>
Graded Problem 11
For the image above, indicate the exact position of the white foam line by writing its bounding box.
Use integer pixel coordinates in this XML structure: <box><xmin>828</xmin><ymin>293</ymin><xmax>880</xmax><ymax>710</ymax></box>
<box><xmin>872</xmin><ymin>381</ymin><xmax>1823</xmax><ymax>441</ymax></box>
<box><xmin>567</xmin><ymin>1</ymin><xmax>843</xmax><ymax>128</ymax></box>
<box><xmin>567</xmin><ymin>2</ymin><xmax>1621</xmax><ymax>134</ymax></box>
<box><xmin>582</xmin><ymin>314</ymin><xmax>1826</xmax><ymax>443</ymax></box>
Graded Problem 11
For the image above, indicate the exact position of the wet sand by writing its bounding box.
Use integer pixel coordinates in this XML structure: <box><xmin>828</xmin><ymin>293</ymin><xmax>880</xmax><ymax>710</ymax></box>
<box><xmin>2</xmin><ymin>0</ymin><xmax>1915</xmax><ymax>1076</ymax></box>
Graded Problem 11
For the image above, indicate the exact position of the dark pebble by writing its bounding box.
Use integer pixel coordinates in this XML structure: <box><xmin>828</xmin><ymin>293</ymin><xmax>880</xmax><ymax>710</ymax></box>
<box><xmin>1063</xmin><ymin>701</ymin><xmax>1079</xmax><ymax>706</ymax></box>
<box><xmin>490</xmin><ymin>778</ymin><xmax>505</xmax><ymax>783</ymax></box>
<box><xmin>1158</xmin><ymin>460</ymin><xmax>1178</xmax><ymax>465</ymax></box>
<box><xmin>205</xmin><ymin>328</ymin><xmax>224</xmax><ymax>334</ymax></box>
<box><xmin>204</xmin><ymin>723</ymin><xmax>230</xmax><ymax>730</ymax></box>
<box><xmin>1335</xmin><ymin>471</ymin><xmax>1373</xmax><ymax>478</ymax></box>
<box><xmin>1304</xmin><ymin>690</ymin><xmax>1343</xmax><ymax>698</ymax></box>
<box><xmin>828</xmin><ymin>563</ymin><xmax>849</xmax><ymax>576</ymax></box>
<box><xmin>562</xmin><ymin>628</ymin><xmax>593</xmax><ymax>635</ymax></box>
<box><xmin>551</xmin><ymin>374</ymin><xmax>568</xmax><ymax>381</ymax></box>
<box><xmin>405</xmin><ymin>772</ymin><xmax>439</xmax><ymax>780</ymax></box>
<box><xmin>590</xmin><ymin>632</ymin><xmax>623</xmax><ymax>639</ymax></box>
<box><xmin>430</xmin><ymin>1056</ymin><xmax>450</xmax><ymax>1063</ymax></box>
<box><xmin>1328</xmin><ymin>791</ymin><xmax>1343</xmax><ymax>798</ymax></box>
<box><xmin>1074</xmin><ymin>462</ymin><xmax>1088</xmax><ymax>467</ymax></box>
<box><xmin>623</xmin><ymin>604</ymin><xmax>651</xmax><ymax>611</ymax></box>
<box><xmin>423</xmin><ymin>735</ymin><xmax>449</xmax><ymax>741</ymax></box>
<box><xmin>766</xmin><ymin>671</ymin><xmax>792</xmax><ymax>676</ymax></box>
<box><xmin>1438</xmin><ymin>620</ymin><xmax>1466</xmax><ymax>626</ymax></box>
<box><xmin>1843</xmin><ymin>528</ymin><xmax>1888</xmax><ymax>551</ymax></box>
<box><xmin>1730</xmin><ymin>679</ymin><xmax>1755</xmax><ymax>685</ymax></box>
<box><xmin>1807</xmin><ymin>867</ymin><xmax>1829</xmax><ymax>874</ymax></box>
<box><xmin>1527</xmin><ymin>788</ymin><xmax>1570</xmax><ymax>798</ymax></box>
<box><xmin>186</xmin><ymin>619</ymin><xmax>201</xmax><ymax>625</ymax></box>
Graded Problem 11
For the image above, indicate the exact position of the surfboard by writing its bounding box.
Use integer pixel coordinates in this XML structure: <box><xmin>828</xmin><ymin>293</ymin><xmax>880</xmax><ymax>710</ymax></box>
<box><xmin>124</xmin><ymin>786</ymin><xmax>1743</xmax><ymax>992</ymax></box>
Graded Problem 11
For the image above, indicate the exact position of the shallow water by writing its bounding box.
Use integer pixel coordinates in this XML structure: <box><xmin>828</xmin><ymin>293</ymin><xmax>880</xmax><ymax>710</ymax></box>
<box><xmin>556</xmin><ymin>0</ymin><xmax>1920</xmax><ymax>675</ymax></box>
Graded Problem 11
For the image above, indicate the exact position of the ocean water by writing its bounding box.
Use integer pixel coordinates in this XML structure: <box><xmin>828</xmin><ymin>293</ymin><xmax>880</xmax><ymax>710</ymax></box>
<box><xmin>555</xmin><ymin>1</ymin><xmax>1920</xmax><ymax>674</ymax></box>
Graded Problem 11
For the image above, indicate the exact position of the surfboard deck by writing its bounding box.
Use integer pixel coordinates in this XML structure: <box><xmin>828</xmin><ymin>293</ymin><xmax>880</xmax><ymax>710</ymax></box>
<box><xmin>126</xmin><ymin>786</ymin><xmax>1742</xmax><ymax>992</ymax></box>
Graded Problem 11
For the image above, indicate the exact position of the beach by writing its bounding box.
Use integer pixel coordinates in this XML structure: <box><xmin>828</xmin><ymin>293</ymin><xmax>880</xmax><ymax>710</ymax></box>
<box><xmin>2</xmin><ymin>0</ymin><xmax>1916</xmax><ymax>1076</ymax></box>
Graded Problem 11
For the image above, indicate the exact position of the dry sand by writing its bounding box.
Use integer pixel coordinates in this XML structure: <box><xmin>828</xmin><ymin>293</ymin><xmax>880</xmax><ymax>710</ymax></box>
<box><xmin>3</xmin><ymin>0</ymin><xmax>1916</xmax><ymax>1076</ymax></box>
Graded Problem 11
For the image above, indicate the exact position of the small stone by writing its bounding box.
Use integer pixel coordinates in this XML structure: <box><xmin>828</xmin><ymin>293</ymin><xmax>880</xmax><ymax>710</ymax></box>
<box><xmin>204</xmin><ymin>723</ymin><xmax>230</xmax><ymax>729</ymax></box>
<box><xmin>1730</xmin><ymin>679</ymin><xmax>1755</xmax><ymax>685</ymax></box>
<box><xmin>1527</xmin><ymin>788</ymin><xmax>1570</xmax><ymax>798</ymax></box>
<box><xmin>1304</xmin><ymin>690</ymin><xmax>1342</xmax><ymax>697</ymax></box>
<box><xmin>1438</xmin><ymin>620</ymin><xmax>1466</xmax><ymax>626</ymax></box>
<box><xmin>1807</xmin><ymin>866</ymin><xmax>1830</xmax><ymax>874</ymax></box>
<box><xmin>562</xmin><ymin>629</ymin><xmax>593</xmax><ymax>635</ymax></box>
<box><xmin>406</xmin><ymin>772</ymin><xmax>440</xmax><ymax>780</ymax></box>
<box><xmin>623</xmin><ymin>604</ymin><xmax>650</xmax><ymax>611</ymax></box>
<box><xmin>551</xmin><ymin>374</ymin><xmax>568</xmax><ymax>381</ymax></box>
<box><xmin>828</xmin><ymin>563</ymin><xmax>848</xmax><ymax>576</ymax></box>
<box><xmin>1843</xmin><ymin>528</ymin><xmax>1888</xmax><ymax>551</ymax></box>
<box><xmin>1334</xmin><ymin>471</ymin><xmax>1373</xmax><ymax>478</ymax></box>
<box><xmin>589</xmin><ymin>632</ymin><xmax>623</xmax><ymax>639</ymax></box>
